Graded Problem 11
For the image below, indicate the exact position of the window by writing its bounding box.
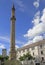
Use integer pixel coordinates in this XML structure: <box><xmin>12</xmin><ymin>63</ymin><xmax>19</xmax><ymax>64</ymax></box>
<box><xmin>33</xmin><ymin>52</ymin><xmax>34</xmax><ymax>55</ymax></box>
<box><xmin>41</xmin><ymin>51</ymin><xmax>43</xmax><ymax>55</ymax></box>
<box><xmin>27</xmin><ymin>48</ymin><xmax>29</xmax><ymax>51</ymax></box>
<box><xmin>40</xmin><ymin>45</ymin><xmax>42</xmax><ymax>48</ymax></box>
<box><xmin>42</xmin><ymin>57</ymin><xmax>44</xmax><ymax>61</ymax></box>
<box><xmin>32</xmin><ymin>47</ymin><xmax>35</xmax><ymax>50</ymax></box>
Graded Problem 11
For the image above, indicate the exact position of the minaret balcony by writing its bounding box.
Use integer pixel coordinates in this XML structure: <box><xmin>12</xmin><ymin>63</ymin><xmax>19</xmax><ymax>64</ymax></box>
<box><xmin>11</xmin><ymin>16</ymin><xmax>16</xmax><ymax>20</ymax></box>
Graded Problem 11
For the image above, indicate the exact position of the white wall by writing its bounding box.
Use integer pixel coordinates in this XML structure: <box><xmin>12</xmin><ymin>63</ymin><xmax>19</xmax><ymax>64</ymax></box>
<box><xmin>17</xmin><ymin>44</ymin><xmax>45</xmax><ymax>61</ymax></box>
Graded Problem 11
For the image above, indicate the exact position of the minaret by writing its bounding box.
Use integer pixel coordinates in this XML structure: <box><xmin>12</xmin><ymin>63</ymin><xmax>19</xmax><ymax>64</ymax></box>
<box><xmin>9</xmin><ymin>4</ymin><xmax>16</xmax><ymax>60</ymax></box>
<box><xmin>4</xmin><ymin>4</ymin><xmax>22</xmax><ymax>65</ymax></box>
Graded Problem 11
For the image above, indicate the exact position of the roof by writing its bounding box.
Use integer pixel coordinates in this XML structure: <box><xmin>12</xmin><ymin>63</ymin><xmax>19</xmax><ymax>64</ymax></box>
<box><xmin>17</xmin><ymin>39</ymin><xmax>45</xmax><ymax>51</ymax></box>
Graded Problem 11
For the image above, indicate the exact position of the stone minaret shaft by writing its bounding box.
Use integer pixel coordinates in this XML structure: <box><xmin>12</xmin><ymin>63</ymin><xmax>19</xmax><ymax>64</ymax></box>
<box><xmin>9</xmin><ymin>4</ymin><xmax>16</xmax><ymax>60</ymax></box>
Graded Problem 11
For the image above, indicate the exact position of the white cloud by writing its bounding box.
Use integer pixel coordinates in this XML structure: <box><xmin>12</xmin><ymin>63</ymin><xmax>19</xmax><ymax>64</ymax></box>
<box><xmin>33</xmin><ymin>0</ymin><xmax>40</xmax><ymax>8</ymax></box>
<box><xmin>24</xmin><ymin>8</ymin><xmax>45</xmax><ymax>46</ymax></box>
<box><xmin>0</xmin><ymin>43</ymin><xmax>5</xmax><ymax>49</ymax></box>
<box><xmin>15</xmin><ymin>0</ymin><xmax>24</xmax><ymax>7</ymax></box>
<box><xmin>24</xmin><ymin>22</ymin><xmax>45</xmax><ymax>38</ymax></box>
<box><xmin>16</xmin><ymin>40</ymin><xmax>24</xmax><ymax>45</ymax></box>
<box><xmin>23</xmin><ymin>35</ymin><xmax>43</xmax><ymax>46</ymax></box>
<box><xmin>16</xmin><ymin>45</ymin><xmax>19</xmax><ymax>48</ymax></box>
<box><xmin>15</xmin><ymin>0</ymin><xmax>25</xmax><ymax>12</ymax></box>
<box><xmin>41</xmin><ymin>8</ymin><xmax>45</xmax><ymax>23</ymax></box>
<box><xmin>0</xmin><ymin>36</ymin><xmax>10</xmax><ymax>43</ymax></box>
<box><xmin>15</xmin><ymin>45</ymin><xmax>19</xmax><ymax>50</ymax></box>
<box><xmin>33</xmin><ymin>36</ymin><xmax>43</xmax><ymax>43</ymax></box>
<box><xmin>32</xmin><ymin>11</ymin><xmax>40</xmax><ymax>25</ymax></box>
<box><xmin>0</xmin><ymin>36</ymin><xmax>24</xmax><ymax>45</ymax></box>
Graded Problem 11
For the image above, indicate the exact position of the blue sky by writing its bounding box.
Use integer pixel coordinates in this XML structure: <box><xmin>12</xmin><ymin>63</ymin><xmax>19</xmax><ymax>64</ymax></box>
<box><xmin>0</xmin><ymin>0</ymin><xmax>45</xmax><ymax>55</ymax></box>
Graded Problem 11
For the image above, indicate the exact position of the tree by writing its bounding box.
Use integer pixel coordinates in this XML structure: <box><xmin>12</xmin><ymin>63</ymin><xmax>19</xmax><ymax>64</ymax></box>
<box><xmin>19</xmin><ymin>52</ymin><xmax>34</xmax><ymax>61</ymax></box>
<box><xmin>25</xmin><ymin>52</ymin><xmax>34</xmax><ymax>60</ymax></box>
<box><xmin>0</xmin><ymin>55</ymin><xmax>3</xmax><ymax>60</ymax></box>
<box><xmin>19</xmin><ymin>56</ymin><xmax>24</xmax><ymax>61</ymax></box>
<box><xmin>4</xmin><ymin>56</ymin><xmax>9</xmax><ymax>60</ymax></box>
<box><xmin>0</xmin><ymin>55</ymin><xmax>9</xmax><ymax>61</ymax></box>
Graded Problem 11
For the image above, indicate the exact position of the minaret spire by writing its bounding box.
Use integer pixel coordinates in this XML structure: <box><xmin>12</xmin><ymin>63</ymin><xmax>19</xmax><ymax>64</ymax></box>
<box><xmin>12</xmin><ymin>4</ymin><xmax>15</xmax><ymax>10</ymax></box>
<box><xmin>9</xmin><ymin>3</ymin><xmax>16</xmax><ymax>60</ymax></box>
<box><xmin>11</xmin><ymin>4</ymin><xmax>16</xmax><ymax>20</ymax></box>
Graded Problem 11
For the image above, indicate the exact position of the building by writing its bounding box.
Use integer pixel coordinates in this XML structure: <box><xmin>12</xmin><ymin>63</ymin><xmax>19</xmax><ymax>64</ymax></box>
<box><xmin>2</xmin><ymin>49</ymin><xmax>7</xmax><ymax>57</ymax></box>
<box><xmin>17</xmin><ymin>40</ymin><xmax>45</xmax><ymax>62</ymax></box>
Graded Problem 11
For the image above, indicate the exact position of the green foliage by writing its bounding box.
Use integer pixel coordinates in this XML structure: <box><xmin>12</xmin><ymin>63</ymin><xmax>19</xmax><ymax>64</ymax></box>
<box><xmin>0</xmin><ymin>55</ymin><xmax>9</xmax><ymax>61</ymax></box>
<box><xmin>0</xmin><ymin>55</ymin><xmax>3</xmax><ymax>60</ymax></box>
<box><xmin>19</xmin><ymin>52</ymin><xmax>34</xmax><ymax>61</ymax></box>
<box><xmin>26</xmin><ymin>52</ymin><xmax>34</xmax><ymax>60</ymax></box>
<box><xmin>4</xmin><ymin>56</ymin><xmax>9</xmax><ymax>60</ymax></box>
<box><xmin>19</xmin><ymin>56</ymin><xmax>24</xmax><ymax>61</ymax></box>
